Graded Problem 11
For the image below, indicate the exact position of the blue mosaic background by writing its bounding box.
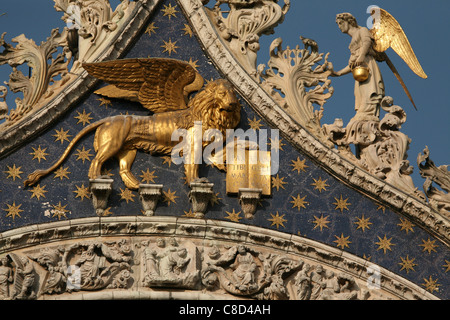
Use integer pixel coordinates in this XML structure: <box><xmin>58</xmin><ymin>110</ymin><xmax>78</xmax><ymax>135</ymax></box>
<box><xmin>0</xmin><ymin>0</ymin><xmax>448</xmax><ymax>298</ymax></box>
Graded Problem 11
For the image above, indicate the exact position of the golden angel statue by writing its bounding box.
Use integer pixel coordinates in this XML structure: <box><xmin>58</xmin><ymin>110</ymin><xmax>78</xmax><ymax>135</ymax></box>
<box><xmin>332</xmin><ymin>8</ymin><xmax>427</xmax><ymax>116</ymax></box>
<box><xmin>24</xmin><ymin>58</ymin><xmax>241</xmax><ymax>190</ymax></box>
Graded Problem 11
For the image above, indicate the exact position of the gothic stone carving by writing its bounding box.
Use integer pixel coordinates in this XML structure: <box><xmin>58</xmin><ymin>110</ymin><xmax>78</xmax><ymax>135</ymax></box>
<box><xmin>0</xmin><ymin>29</ymin><xmax>73</xmax><ymax>125</ymax></box>
<box><xmin>0</xmin><ymin>222</ymin><xmax>438</xmax><ymax>300</ymax></box>
<box><xmin>206</xmin><ymin>0</ymin><xmax>290</xmax><ymax>76</ymax></box>
<box><xmin>138</xmin><ymin>238</ymin><xmax>200</xmax><ymax>289</ymax></box>
<box><xmin>418</xmin><ymin>147</ymin><xmax>450</xmax><ymax>216</ymax></box>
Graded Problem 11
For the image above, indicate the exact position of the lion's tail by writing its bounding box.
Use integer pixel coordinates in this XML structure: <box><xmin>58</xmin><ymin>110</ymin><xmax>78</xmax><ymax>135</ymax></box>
<box><xmin>24</xmin><ymin>119</ymin><xmax>107</xmax><ymax>187</ymax></box>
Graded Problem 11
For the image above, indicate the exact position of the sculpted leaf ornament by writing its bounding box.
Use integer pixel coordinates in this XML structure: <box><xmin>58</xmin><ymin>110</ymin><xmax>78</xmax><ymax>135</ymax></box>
<box><xmin>257</xmin><ymin>37</ymin><xmax>334</xmax><ymax>146</ymax></box>
<box><xmin>0</xmin><ymin>29</ymin><xmax>72</xmax><ymax>125</ymax></box>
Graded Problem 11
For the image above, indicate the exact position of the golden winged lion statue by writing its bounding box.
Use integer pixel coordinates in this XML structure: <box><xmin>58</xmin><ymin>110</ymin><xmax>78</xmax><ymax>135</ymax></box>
<box><xmin>24</xmin><ymin>58</ymin><xmax>241</xmax><ymax>189</ymax></box>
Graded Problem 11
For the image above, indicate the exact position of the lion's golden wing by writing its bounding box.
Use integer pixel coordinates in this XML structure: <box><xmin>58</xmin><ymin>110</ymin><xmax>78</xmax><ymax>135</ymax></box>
<box><xmin>83</xmin><ymin>58</ymin><xmax>204</xmax><ymax>112</ymax></box>
<box><xmin>370</xmin><ymin>8</ymin><xmax>427</xmax><ymax>79</ymax></box>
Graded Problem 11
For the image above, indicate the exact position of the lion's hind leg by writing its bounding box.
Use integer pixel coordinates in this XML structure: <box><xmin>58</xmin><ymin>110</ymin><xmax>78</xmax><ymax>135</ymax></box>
<box><xmin>117</xmin><ymin>149</ymin><xmax>140</xmax><ymax>190</ymax></box>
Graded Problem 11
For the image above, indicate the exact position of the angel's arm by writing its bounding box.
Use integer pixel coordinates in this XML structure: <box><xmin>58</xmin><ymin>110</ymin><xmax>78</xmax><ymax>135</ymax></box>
<box><xmin>331</xmin><ymin>65</ymin><xmax>351</xmax><ymax>77</ymax></box>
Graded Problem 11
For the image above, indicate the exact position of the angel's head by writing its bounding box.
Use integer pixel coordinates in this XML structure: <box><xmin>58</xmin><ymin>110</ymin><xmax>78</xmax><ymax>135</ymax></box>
<box><xmin>336</xmin><ymin>13</ymin><xmax>358</xmax><ymax>33</ymax></box>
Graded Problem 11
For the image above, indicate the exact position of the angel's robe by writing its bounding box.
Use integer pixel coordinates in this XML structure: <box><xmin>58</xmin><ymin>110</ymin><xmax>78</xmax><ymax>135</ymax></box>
<box><xmin>348</xmin><ymin>26</ymin><xmax>385</xmax><ymax>122</ymax></box>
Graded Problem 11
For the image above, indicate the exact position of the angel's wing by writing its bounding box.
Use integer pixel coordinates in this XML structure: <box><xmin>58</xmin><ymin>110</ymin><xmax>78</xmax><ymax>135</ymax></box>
<box><xmin>370</xmin><ymin>8</ymin><xmax>427</xmax><ymax>79</ymax></box>
<box><xmin>83</xmin><ymin>58</ymin><xmax>204</xmax><ymax>113</ymax></box>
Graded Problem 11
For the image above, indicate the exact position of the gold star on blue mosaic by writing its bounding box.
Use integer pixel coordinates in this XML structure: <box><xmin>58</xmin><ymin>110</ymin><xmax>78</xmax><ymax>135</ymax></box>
<box><xmin>182</xmin><ymin>24</ymin><xmax>193</xmax><ymax>37</ymax></box>
<box><xmin>268</xmin><ymin>212</ymin><xmax>287</xmax><ymax>230</ymax></box>
<box><xmin>73</xmin><ymin>184</ymin><xmax>90</xmax><ymax>201</ymax></box>
<box><xmin>312</xmin><ymin>214</ymin><xmax>330</xmax><ymax>232</ymax></box>
<box><xmin>145</xmin><ymin>22</ymin><xmax>158</xmax><ymax>36</ymax></box>
<box><xmin>186</xmin><ymin>58</ymin><xmax>199</xmax><ymax>71</ymax></box>
<box><xmin>399</xmin><ymin>255</ymin><xmax>417</xmax><ymax>274</ymax></box>
<box><xmin>422</xmin><ymin>275</ymin><xmax>440</xmax><ymax>293</ymax></box>
<box><xmin>183</xmin><ymin>209</ymin><xmax>196</xmax><ymax>218</ymax></box>
<box><xmin>398</xmin><ymin>217</ymin><xmax>415</xmax><ymax>234</ymax></box>
<box><xmin>290</xmin><ymin>194</ymin><xmax>308</xmax><ymax>211</ymax></box>
<box><xmin>354</xmin><ymin>215</ymin><xmax>372</xmax><ymax>232</ymax></box>
<box><xmin>210</xmin><ymin>192</ymin><xmax>222</xmax><ymax>206</ymax></box>
<box><xmin>334</xmin><ymin>233</ymin><xmax>351</xmax><ymax>249</ymax></box>
<box><xmin>375</xmin><ymin>235</ymin><xmax>395</xmax><ymax>254</ymax></box>
<box><xmin>163</xmin><ymin>188</ymin><xmax>178</xmax><ymax>206</ymax></box>
<box><xmin>248</xmin><ymin>116</ymin><xmax>263</xmax><ymax>130</ymax></box>
<box><xmin>102</xmin><ymin>207</ymin><xmax>113</xmax><ymax>216</ymax></box>
<box><xmin>140</xmin><ymin>168</ymin><xmax>157</xmax><ymax>184</ymax></box>
<box><xmin>97</xmin><ymin>97</ymin><xmax>112</xmax><ymax>108</ymax></box>
<box><xmin>290</xmin><ymin>157</ymin><xmax>308</xmax><ymax>173</ymax></box>
<box><xmin>3</xmin><ymin>201</ymin><xmax>23</xmax><ymax>220</ymax></box>
<box><xmin>272</xmin><ymin>174</ymin><xmax>287</xmax><ymax>191</ymax></box>
<box><xmin>161</xmin><ymin>38</ymin><xmax>179</xmax><ymax>55</ymax></box>
<box><xmin>75</xmin><ymin>146</ymin><xmax>93</xmax><ymax>163</ymax></box>
<box><xmin>162</xmin><ymin>156</ymin><xmax>173</xmax><ymax>167</ymax></box>
<box><xmin>443</xmin><ymin>260</ymin><xmax>450</xmax><ymax>273</ymax></box>
<box><xmin>4</xmin><ymin>164</ymin><xmax>23</xmax><ymax>181</ymax></box>
<box><xmin>53</xmin><ymin>127</ymin><xmax>72</xmax><ymax>144</ymax></box>
<box><xmin>52</xmin><ymin>201</ymin><xmax>69</xmax><ymax>220</ymax></box>
<box><xmin>419</xmin><ymin>238</ymin><xmax>438</xmax><ymax>254</ymax></box>
<box><xmin>29</xmin><ymin>184</ymin><xmax>47</xmax><ymax>200</ymax></box>
<box><xmin>161</xmin><ymin>3</ymin><xmax>178</xmax><ymax>20</ymax></box>
<box><xmin>30</xmin><ymin>145</ymin><xmax>49</xmax><ymax>163</ymax></box>
<box><xmin>120</xmin><ymin>188</ymin><xmax>136</xmax><ymax>203</ymax></box>
<box><xmin>311</xmin><ymin>177</ymin><xmax>329</xmax><ymax>193</ymax></box>
<box><xmin>333</xmin><ymin>195</ymin><xmax>351</xmax><ymax>213</ymax></box>
<box><xmin>269</xmin><ymin>136</ymin><xmax>285</xmax><ymax>151</ymax></box>
<box><xmin>54</xmin><ymin>166</ymin><xmax>71</xmax><ymax>180</ymax></box>
<box><xmin>74</xmin><ymin>109</ymin><xmax>93</xmax><ymax>126</ymax></box>
<box><xmin>225</xmin><ymin>209</ymin><xmax>242</xmax><ymax>222</ymax></box>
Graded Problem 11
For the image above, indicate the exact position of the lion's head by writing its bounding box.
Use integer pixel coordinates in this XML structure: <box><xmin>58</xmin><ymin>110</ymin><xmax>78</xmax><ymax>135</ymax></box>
<box><xmin>188</xmin><ymin>79</ymin><xmax>241</xmax><ymax>133</ymax></box>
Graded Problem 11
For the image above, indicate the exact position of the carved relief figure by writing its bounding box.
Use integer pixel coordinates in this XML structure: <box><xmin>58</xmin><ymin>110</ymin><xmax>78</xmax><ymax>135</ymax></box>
<box><xmin>294</xmin><ymin>263</ymin><xmax>311</xmax><ymax>300</ymax></box>
<box><xmin>11</xmin><ymin>255</ymin><xmax>37</xmax><ymax>300</ymax></box>
<box><xmin>0</xmin><ymin>256</ymin><xmax>13</xmax><ymax>299</ymax></box>
<box><xmin>230</xmin><ymin>245</ymin><xmax>258</xmax><ymax>292</ymax></box>
<box><xmin>63</xmin><ymin>241</ymin><xmax>132</xmax><ymax>291</ymax></box>
<box><xmin>24</xmin><ymin>58</ymin><xmax>241</xmax><ymax>190</ymax></box>
<box><xmin>140</xmin><ymin>238</ymin><xmax>198</xmax><ymax>289</ymax></box>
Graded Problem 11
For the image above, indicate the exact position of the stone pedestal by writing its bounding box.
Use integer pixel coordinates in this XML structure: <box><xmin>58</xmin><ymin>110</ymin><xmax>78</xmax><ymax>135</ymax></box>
<box><xmin>238</xmin><ymin>188</ymin><xmax>262</xmax><ymax>219</ymax></box>
<box><xmin>189</xmin><ymin>180</ymin><xmax>214</xmax><ymax>218</ymax></box>
<box><xmin>89</xmin><ymin>178</ymin><xmax>114</xmax><ymax>216</ymax></box>
<box><xmin>139</xmin><ymin>184</ymin><xmax>163</xmax><ymax>216</ymax></box>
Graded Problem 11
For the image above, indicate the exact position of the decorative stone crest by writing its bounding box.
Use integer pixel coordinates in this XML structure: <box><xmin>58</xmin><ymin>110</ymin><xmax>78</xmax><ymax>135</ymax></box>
<box><xmin>206</xmin><ymin>0</ymin><xmax>290</xmax><ymax>76</ymax></box>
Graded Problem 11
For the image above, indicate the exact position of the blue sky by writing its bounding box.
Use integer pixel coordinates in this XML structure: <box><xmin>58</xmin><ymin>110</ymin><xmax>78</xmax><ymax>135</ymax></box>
<box><xmin>0</xmin><ymin>0</ymin><xmax>448</xmax><ymax>191</ymax></box>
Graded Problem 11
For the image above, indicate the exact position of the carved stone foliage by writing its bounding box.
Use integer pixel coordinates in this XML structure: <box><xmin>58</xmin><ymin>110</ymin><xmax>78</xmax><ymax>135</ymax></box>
<box><xmin>0</xmin><ymin>0</ymin><xmax>137</xmax><ymax>128</ymax></box>
<box><xmin>0</xmin><ymin>29</ymin><xmax>73</xmax><ymax>125</ymax></box>
<box><xmin>206</xmin><ymin>0</ymin><xmax>290</xmax><ymax>76</ymax></box>
<box><xmin>418</xmin><ymin>147</ymin><xmax>450</xmax><ymax>216</ymax></box>
<box><xmin>257</xmin><ymin>38</ymin><xmax>334</xmax><ymax>145</ymax></box>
